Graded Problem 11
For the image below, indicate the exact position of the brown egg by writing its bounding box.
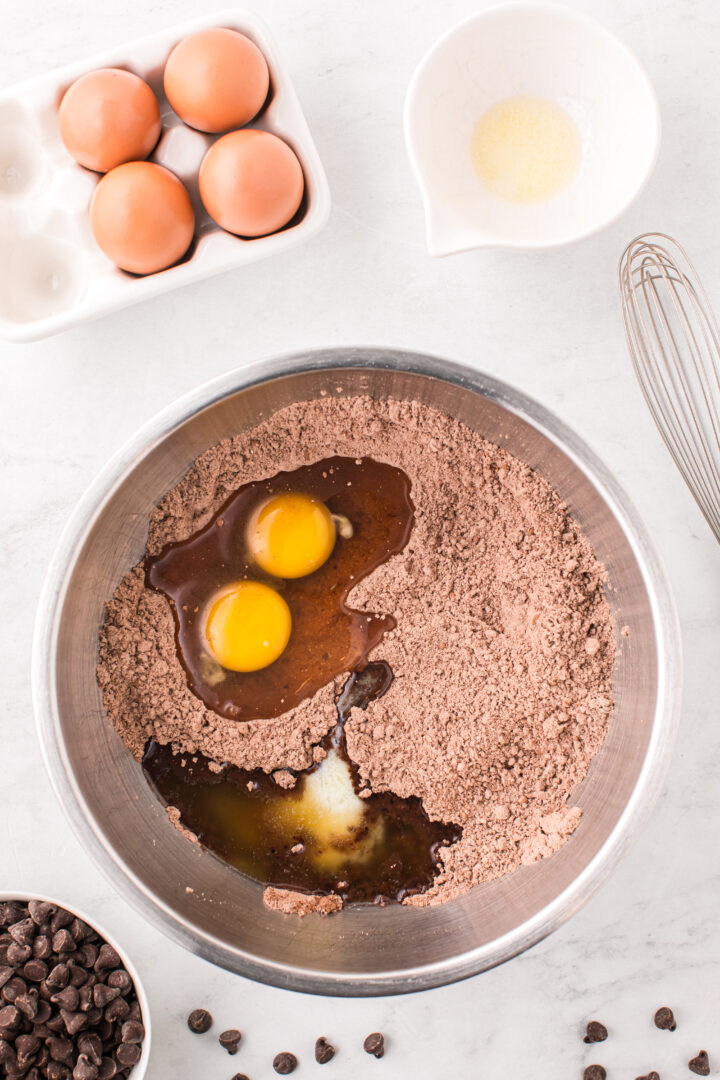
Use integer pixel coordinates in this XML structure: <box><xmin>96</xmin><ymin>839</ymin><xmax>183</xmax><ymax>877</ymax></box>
<box><xmin>199</xmin><ymin>130</ymin><xmax>304</xmax><ymax>238</ymax></box>
<box><xmin>58</xmin><ymin>68</ymin><xmax>162</xmax><ymax>173</ymax></box>
<box><xmin>89</xmin><ymin>161</ymin><xmax>195</xmax><ymax>275</ymax></box>
<box><xmin>163</xmin><ymin>27</ymin><xmax>270</xmax><ymax>133</ymax></box>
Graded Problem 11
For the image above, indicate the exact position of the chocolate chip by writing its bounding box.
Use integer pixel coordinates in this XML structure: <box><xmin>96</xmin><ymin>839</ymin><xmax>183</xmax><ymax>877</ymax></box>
<box><xmin>363</xmin><ymin>1032</ymin><xmax>385</xmax><ymax>1059</ymax></box>
<box><xmin>60</xmin><ymin>1009</ymin><xmax>88</xmax><ymax>1036</ymax></box>
<box><xmin>219</xmin><ymin>1029</ymin><xmax>242</xmax><ymax>1055</ymax></box>
<box><xmin>34</xmin><ymin>1000</ymin><xmax>51</xmax><ymax>1025</ymax></box>
<box><xmin>103</xmin><ymin>998</ymin><xmax>129</xmax><ymax>1023</ymax></box>
<box><xmin>0</xmin><ymin>1038</ymin><xmax>16</xmax><ymax>1064</ymax></box>
<box><xmin>104</xmin><ymin>971</ymin><xmax>130</xmax><ymax>993</ymax></box>
<box><xmin>9</xmin><ymin>921</ymin><xmax>36</xmax><ymax>947</ymax></box>
<box><xmin>46</xmin><ymin>965</ymin><xmax>70</xmax><ymax>991</ymax></box>
<box><xmin>93</xmin><ymin>947</ymin><xmax>120</xmax><ymax>975</ymax></box>
<box><xmin>69</xmin><ymin>921</ymin><xmax>94</xmax><ymax>945</ymax></box>
<box><xmin>27</xmin><ymin>903</ymin><xmax>56</xmax><ymax>929</ymax></box>
<box><xmin>689</xmin><ymin>1051</ymin><xmax>710</xmax><ymax>1076</ymax></box>
<box><xmin>76</xmin><ymin>946</ymin><xmax>98</xmax><ymax>971</ymax></box>
<box><xmin>315</xmin><ymin>1037</ymin><xmax>335</xmax><ymax>1064</ymax></box>
<box><xmin>0</xmin><ymin>967</ymin><xmax>13</xmax><ymax>989</ymax></box>
<box><xmin>46</xmin><ymin>1014</ymin><xmax>66</xmax><ymax>1034</ymax></box>
<box><xmin>273</xmin><ymin>1052</ymin><xmax>298</xmax><ymax>1074</ymax></box>
<box><xmin>51</xmin><ymin>987</ymin><xmax>80</xmax><ymax>1012</ymax></box>
<box><xmin>92</xmin><ymin>986</ymin><xmax>120</xmax><ymax>1009</ymax></box>
<box><xmin>2</xmin><ymin>905</ymin><xmax>27</xmax><ymax>927</ymax></box>
<box><xmin>654</xmin><ymin>1007</ymin><xmax>676</xmax><ymax>1031</ymax></box>
<box><xmin>49</xmin><ymin>910</ymin><xmax>73</xmax><ymax>936</ymax></box>
<box><xmin>73</xmin><ymin>1052</ymin><xmax>99</xmax><ymax>1080</ymax></box>
<box><xmin>119</xmin><ymin>1021</ymin><xmax>144</xmax><ymax>1045</ymax></box>
<box><xmin>97</xmin><ymin>1059</ymin><xmax>117</xmax><ymax>1080</ymax></box>
<box><xmin>583</xmin><ymin>1021</ymin><xmax>608</xmax><ymax>1044</ymax></box>
<box><xmin>16</xmin><ymin>1034</ymin><xmax>40</xmax><ymax>1060</ymax></box>
<box><xmin>47</xmin><ymin>1037</ymin><xmax>74</xmax><ymax>1063</ymax></box>
<box><xmin>16</xmin><ymin>990</ymin><xmax>39</xmax><ymax>1019</ymax></box>
<box><xmin>47</xmin><ymin>1062</ymin><xmax>71</xmax><ymax>1080</ymax></box>
<box><xmin>68</xmin><ymin>966</ymin><xmax>88</xmax><ymax>990</ymax></box>
<box><xmin>635</xmin><ymin>1073</ymin><xmax>660</xmax><ymax>1080</ymax></box>
<box><xmin>52</xmin><ymin>932</ymin><xmax>76</xmax><ymax>956</ymax></box>
<box><xmin>23</xmin><ymin>961</ymin><xmax>48</xmax><ymax>984</ymax></box>
<box><xmin>32</xmin><ymin>937</ymin><xmax>52</xmax><ymax>961</ymax></box>
<box><xmin>115</xmin><ymin>1042</ymin><xmax>141</xmax><ymax>1066</ymax></box>
<box><xmin>187</xmin><ymin>1008</ymin><xmax>213</xmax><ymax>1034</ymax></box>
<box><xmin>583</xmin><ymin>1069</ymin><xmax>606</xmax><ymax>1080</ymax></box>
<box><xmin>7</xmin><ymin>944</ymin><xmax>32</xmax><ymax>965</ymax></box>
<box><xmin>230</xmin><ymin>1075</ymin><xmax>249</xmax><ymax>1080</ymax></box>
<box><xmin>2</xmin><ymin>977</ymin><xmax>26</xmax><ymax>1004</ymax></box>
<box><xmin>76</xmin><ymin>1034</ymin><xmax>102</xmax><ymax>1066</ymax></box>
<box><xmin>0</xmin><ymin>1005</ymin><xmax>21</xmax><ymax>1030</ymax></box>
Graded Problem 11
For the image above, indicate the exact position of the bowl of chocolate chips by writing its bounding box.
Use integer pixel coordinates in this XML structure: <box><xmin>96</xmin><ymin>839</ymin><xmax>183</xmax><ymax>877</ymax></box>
<box><xmin>33</xmin><ymin>347</ymin><xmax>681</xmax><ymax>995</ymax></box>
<box><xmin>0</xmin><ymin>894</ymin><xmax>150</xmax><ymax>1080</ymax></box>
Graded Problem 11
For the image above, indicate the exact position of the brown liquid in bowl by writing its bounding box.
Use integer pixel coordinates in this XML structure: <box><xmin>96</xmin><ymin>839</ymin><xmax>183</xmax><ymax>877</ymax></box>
<box><xmin>143</xmin><ymin>663</ymin><xmax>461</xmax><ymax>904</ymax></box>
<box><xmin>145</xmin><ymin>456</ymin><xmax>414</xmax><ymax>721</ymax></box>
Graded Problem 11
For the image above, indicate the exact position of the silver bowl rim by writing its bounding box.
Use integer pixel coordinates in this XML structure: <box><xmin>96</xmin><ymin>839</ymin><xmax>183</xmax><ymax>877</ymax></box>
<box><xmin>32</xmin><ymin>346</ymin><xmax>682</xmax><ymax>996</ymax></box>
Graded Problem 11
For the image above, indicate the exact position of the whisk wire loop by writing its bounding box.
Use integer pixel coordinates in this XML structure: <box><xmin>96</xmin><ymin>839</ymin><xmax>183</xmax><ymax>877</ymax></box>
<box><xmin>619</xmin><ymin>232</ymin><xmax>720</xmax><ymax>542</ymax></box>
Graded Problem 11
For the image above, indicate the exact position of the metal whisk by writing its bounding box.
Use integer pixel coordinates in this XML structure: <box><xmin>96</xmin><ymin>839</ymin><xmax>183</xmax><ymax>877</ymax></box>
<box><xmin>619</xmin><ymin>232</ymin><xmax>720</xmax><ymax>543</ymax></box>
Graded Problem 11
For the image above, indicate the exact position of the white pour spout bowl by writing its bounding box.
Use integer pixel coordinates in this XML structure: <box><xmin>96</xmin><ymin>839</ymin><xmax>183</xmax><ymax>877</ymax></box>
<box><xmin>404</xmin><ymin>3</ymin><xmax>661</xmax><ymax>255</ymax></box>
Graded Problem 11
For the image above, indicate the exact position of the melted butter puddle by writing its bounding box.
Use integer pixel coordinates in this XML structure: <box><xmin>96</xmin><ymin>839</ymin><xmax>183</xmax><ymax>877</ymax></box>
<box><xmin>471</xmin><ymin>95</ymin><xmax>581</xmax><ymax>204</ymax></box>
<box><xmin>144</xmin><ymin>663</ymin><xmax>461</xmax><ymax>905</ymax></box>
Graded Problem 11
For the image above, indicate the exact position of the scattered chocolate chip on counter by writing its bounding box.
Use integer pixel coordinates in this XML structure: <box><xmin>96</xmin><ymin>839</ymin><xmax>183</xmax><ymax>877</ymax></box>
<box><xmin>583</xmin><ymin>1067</ymin><xmax>606</xmax><ymax>1080</ymax></box>
<box><xmin>689</xmin><ymin>1050</ymin><xmax>710</xmax><ymax>1076</ymax></box>
<box><xmin>635</xmin><ymin>1072</ymin><xmax>660</xmax><ymax>1080</ymax></box>
<box><xmin>654</xmin><ymin>1007</ymin><xmax>677</xmax><ymax>1031</ymax></box>
<box><xmin>363</xmin><ymin>1032</ymin><xmax>385</xmax><ymax>1059</ymax></box>
<box><xmin>273</xmin><ymin>1051</ymin><xmax>298</xmax><ymax>1074</ymax></box>
<box><xmin>219</xmin><ymin>1029</ymin><xmax>242</xmax><ymax>1055</ymax></box>
<box><xmin>187</xmin><ymin>1008</ymin><xmax>213</xmax><ymax>1034</ymax></box>
<box><xmin>231</xmin><ymin>1075</ymin><xmax>250</xmax><ymax>1080</ymax></box>
<box><xmin>583</xmin><ymin>1022</ymin><xmax>608</xmax><ymax>1044</ymax></box>
<box><xmin>315</xmin><ymin>1036</ymin><xmax>335</xmax><ymax>1064</ymax></box>
<box><xmin>0</xmin><ymin>898</ymin><xmax>145</xmax><ymax>1080</ymax></box>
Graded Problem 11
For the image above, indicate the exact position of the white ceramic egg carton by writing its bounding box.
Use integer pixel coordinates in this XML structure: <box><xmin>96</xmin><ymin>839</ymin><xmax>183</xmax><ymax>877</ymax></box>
<box><xmin>0</xmin><ymin>9</ymin><xmax>331</xmax><ymax>343</ymax></box>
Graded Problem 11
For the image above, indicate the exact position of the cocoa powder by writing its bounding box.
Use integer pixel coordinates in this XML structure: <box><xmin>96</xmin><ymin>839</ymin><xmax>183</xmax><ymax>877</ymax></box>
<box><xmin>97</xmin><ymin>394</ymin><xmax>614</xmax><ymax>910</ymax></box>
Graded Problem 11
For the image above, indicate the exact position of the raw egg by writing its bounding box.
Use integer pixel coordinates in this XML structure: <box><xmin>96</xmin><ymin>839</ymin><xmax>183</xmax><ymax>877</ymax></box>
<box><xmin>89</xmin><ymin>161</ymin><xmax>195</xmax><ymax>275</ymax></box>
<box><xmin>248</xmin><ymin>493</ymin><xmax>336</xmax><ymax>579</ymax></box>
<box><xmin>163</xmin><ymin>27</ymin><xmax>270</xmax><ymax>133</ymax></box>
<box><xmin>58</xmin><ymin>68</ymin><xmax>162</xmax><ymax>173</ymax></box>
<box><xmin>198</xmin><ymin>129</ymin><xmax>304</xmax><ymax>237</ymax></box>
<box><xmin>205</xmin><ymin>581</ymin><xmax>292</xmax><ymax>673</ymax></box>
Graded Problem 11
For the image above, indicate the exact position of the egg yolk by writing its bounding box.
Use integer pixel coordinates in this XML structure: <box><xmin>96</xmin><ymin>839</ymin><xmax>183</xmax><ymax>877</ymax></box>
<box><xmin>205</xmin><ymin>581</ymin><xmax>291</xmax><ymax>673</ymax></box>
<box><xmin>248</xmin><ymin>493</ymin><xmax>336</xmax><ymax>579</ymax></box>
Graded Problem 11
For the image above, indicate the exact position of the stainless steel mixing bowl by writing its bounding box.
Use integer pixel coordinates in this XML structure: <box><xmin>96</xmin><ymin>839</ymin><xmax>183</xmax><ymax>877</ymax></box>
<box><xmin>33</xmin><ymin>347</ymin><xmax>681</xmax><ymax>995</ymax></box>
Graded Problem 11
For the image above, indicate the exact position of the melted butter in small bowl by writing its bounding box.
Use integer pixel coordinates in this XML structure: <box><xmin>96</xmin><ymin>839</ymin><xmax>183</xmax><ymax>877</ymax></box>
<box><xmin>404</xmin><ymin>3</ymin><xmax>660</xmax><ymax>252</ymax></box>
<box><xmin>471</xmin><ymin>95</ymin><xmax>581</xmax><ymax>205</ymax></box>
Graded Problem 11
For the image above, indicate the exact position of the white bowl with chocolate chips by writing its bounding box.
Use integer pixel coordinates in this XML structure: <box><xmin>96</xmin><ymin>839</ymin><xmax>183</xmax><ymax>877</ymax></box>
<box><xmin>0</xmin><ymin>893</ymin><xmax>150</xmax><ymax>1080</ymax></box>
<box><xmin>33</xmin><ymin>347</ymin><xmax>681</xmax><ymax>995</ymax></box>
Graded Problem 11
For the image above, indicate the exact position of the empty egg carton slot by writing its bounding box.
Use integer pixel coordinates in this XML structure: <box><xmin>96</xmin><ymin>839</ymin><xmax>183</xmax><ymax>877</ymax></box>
<box><xmin>0</xmin><ymin>231</ymin><xmax>88</xmax><ymax>323</ymax></box>
<box><xmin>0</xmin><ymin>104</ymin><xmax>49</xmax><ymax>203</ymax></box>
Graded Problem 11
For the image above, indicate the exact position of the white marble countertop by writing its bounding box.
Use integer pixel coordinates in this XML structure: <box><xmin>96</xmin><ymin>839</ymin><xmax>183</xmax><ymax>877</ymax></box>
<box><xmin>2</xmin><ymin>0</ymin><xmax>719</xmax><ymax>1076</ymax></box>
